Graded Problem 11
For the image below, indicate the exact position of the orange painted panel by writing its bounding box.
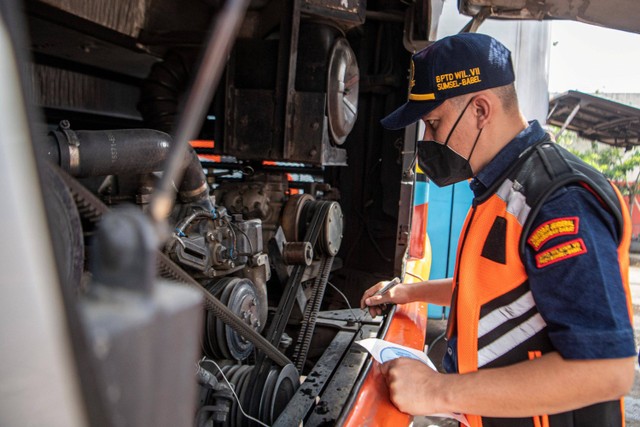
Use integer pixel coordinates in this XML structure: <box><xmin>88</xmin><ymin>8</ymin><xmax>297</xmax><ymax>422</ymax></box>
<box><xmin>343</xmin><ymin>298</ymin><xmax>428</xmax><ymax>426</ymax></box>
<box><xmin>189</xmin><ymin>139</ymin><xmax>215</xmax><ymax>149</ymax></box>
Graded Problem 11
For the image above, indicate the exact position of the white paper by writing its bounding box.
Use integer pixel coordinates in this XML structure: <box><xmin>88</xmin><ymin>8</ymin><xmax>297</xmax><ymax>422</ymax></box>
<box><xmin>356</xmin><ymin>338</ymin><xmax>470</xmax><ymax>427</ymax></box>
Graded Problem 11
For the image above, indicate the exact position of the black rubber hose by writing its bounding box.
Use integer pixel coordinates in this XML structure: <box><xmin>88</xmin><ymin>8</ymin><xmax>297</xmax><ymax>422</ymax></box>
<box><xmin>46</xmin><ymin>127</ymin><xmax>209</xmax><ymax>203</ymax></box>
<box><xmin>138</xmin><ymin>48</ymin><xmax>216</xmax><ymax>205</ymax></box>
<box><xmin>49</xmin><ymin>128</ymin><xmax>172</xmax><ymax>177</ymax></box>
<box><xmin>137</xmin><ymin>49</ymin><xmax>198</xmax><ymax>134</ymax></box>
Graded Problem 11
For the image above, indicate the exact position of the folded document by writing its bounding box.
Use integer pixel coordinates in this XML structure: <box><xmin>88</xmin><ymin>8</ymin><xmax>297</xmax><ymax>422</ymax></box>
<box><xmin>356</xmin><ymin>338</ymin><xmax>470</xmax><ymax>427</ymax></box>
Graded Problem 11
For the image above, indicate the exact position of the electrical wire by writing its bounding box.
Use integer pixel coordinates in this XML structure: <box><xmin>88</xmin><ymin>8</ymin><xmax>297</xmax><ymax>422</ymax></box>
<box><xmin>175</xmin><ymin>209</ymin><xmax>216</xmax><ymax>235</ymax></box>
<box><xmin>427</xmin><ymin>330</ymin><xmax>447</xmax><ymax>357</ymax></box>
<box><xmin>205</xmin><ymin>358</ymin><xmax>270</xmax><ymax>427</ymax></box>
<box><xmin>404</xmin><ymin>270</ymin><xmax>425</xmax><ymax>282</ymax></box>
<box><xmin>327</xmin><ymin>281</ymin><xmax>364</xmax><ymax>323</ymax></box>
<box><xmin>230</xmin><ymin>221</ymin><xmax>254</xmax><ymax>255</ymax></box>
<box><xmin>219</xmin><ymin>217</ymin><xmax>238</xmax><ymax>259</ymax></box>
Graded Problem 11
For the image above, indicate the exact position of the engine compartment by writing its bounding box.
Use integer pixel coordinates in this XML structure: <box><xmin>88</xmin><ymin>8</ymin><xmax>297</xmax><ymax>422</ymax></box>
<box><xmin>17</xmin><ymin>0</ymin><xmax>418</xmax><ymax>425</ymax></box>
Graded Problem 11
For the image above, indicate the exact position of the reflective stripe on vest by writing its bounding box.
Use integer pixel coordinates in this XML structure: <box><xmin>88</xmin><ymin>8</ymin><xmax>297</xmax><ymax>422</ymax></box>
<box><xmin>452</xmin><ymin>178</ymin><xmax>631</xmax><ymax>427</ymax></box>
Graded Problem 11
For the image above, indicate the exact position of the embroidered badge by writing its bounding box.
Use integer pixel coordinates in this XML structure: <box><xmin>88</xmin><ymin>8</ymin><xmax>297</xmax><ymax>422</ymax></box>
<box><xmin>535</xmin><ymin>238</ymin><xmax>587</xmax><ymax>268</ymax></box>
<box><xmin>527</xmin><ymin>217</ymin><xmax>579</xmax><ymax>251</ymax></box>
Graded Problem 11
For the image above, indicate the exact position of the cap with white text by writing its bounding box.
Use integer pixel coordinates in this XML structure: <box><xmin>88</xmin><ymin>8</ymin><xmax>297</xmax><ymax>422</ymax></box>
<box><xmin>381</xmin><ymin>33</ymin><xmax>515</xmax><ymax>130</ymax></box>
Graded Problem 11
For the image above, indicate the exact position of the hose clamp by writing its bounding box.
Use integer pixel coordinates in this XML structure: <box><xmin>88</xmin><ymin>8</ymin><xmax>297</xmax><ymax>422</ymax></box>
<box><xmin>59</xmin><ymin>120</ymin><xmax>80</xmax><ymax>176</ymax></box>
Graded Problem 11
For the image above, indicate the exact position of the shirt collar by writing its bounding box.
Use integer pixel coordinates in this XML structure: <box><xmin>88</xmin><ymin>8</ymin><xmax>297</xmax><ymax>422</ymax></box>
<box><xmin>470</xmin><ymin>120</ymin><xmax>546</xmax><ymax>197</ymax></box>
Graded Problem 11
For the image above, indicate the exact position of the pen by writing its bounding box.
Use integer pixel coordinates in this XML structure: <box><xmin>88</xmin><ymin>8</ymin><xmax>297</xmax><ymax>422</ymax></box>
<box><xmin>372</xmin><ymin>276</ymin><xmax>402</xmax><ymax>297</ymax></box>
<box><xmin>362</xmin><ymin>277</ymin><xmax>402</xmax><ymax>316</ymax></box>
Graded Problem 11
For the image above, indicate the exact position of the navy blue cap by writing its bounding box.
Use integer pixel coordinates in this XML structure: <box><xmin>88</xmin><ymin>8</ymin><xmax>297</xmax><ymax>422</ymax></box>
<box><xmin>381</xmin><ymin>33</ymin><xmax>515</xmax><ymax>130</ymax></box>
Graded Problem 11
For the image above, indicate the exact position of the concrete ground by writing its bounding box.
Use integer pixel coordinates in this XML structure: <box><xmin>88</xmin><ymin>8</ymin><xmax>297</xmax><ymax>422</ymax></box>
<box><xmin>413</xmin><ymin>261</ymin><xmax>640</xmax><ymax>427</ymax></box>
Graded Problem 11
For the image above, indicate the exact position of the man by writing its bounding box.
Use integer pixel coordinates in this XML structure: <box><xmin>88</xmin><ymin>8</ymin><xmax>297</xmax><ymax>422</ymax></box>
<box><xmin>360</xmin><ymin>33</ymin><xmax>636</xmax><ymax>426</ymax></box>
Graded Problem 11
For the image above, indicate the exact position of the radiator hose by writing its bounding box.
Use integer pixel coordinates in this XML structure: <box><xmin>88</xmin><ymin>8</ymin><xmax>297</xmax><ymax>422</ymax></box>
<box><xmin>44</xmin><ymin>121</ymin><xmax>209</xmax><ymax>204</ymax></box>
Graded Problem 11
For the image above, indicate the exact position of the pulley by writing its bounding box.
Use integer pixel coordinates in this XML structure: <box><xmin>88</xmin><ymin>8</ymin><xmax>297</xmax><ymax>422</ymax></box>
<box><xmin>198</xmin><ymin>362</ymin><xmax>299</xmax><ymax>427</ymax></box>
<box><xmin>281</xmin><ymin>195</ymin><xmax>344</xmax><ymax>256</ymax></box>
<box><xmin>203</xmin><ymin>277</ymin><xmax>261</xmax><ymax>361</ymax></box>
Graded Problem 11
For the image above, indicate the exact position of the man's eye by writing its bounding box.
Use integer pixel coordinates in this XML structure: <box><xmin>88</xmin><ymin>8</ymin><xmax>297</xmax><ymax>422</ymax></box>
<box><xmin>428</xmin><ymin>119</ymin><xmax>438</xmax><ymax>129</ymax></box>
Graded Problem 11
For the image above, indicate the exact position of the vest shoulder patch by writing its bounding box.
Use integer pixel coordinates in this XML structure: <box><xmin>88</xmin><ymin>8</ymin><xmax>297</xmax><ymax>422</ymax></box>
<box><xmin>527</xmin><ymin>217</ymin><xmax>579</xmax><ymax>251</ymax></box>
<box><xmin>535</xmin><ymin>238</ymin><xmax>587</xmax><ymax>268</ymax></box>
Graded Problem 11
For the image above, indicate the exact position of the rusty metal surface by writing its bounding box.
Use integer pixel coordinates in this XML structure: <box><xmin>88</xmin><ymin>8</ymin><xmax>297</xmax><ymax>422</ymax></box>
<box><xmin>459</xmin><ymin>0</ymin><xmax>640</xmax><ymax>35</ymax></box>
<box><xmin>548</xmin><ymin>91</ymin><xmax>640</xmax><ymax>147</ymax></box>
<box><xmin>38</xmin><ymin>0</ymin><xmax>146</xmax><ymax>36</ymax></box>
<box><xmin>300</xmin><ymin>0</ymin><xmax>366</xmax><ymax>28</ymax></box>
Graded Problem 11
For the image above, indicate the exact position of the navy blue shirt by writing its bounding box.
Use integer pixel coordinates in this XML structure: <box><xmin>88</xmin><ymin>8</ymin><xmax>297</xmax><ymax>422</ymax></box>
<box><xmin>443</xmin><ymin>121</ymin><xmax>635</xmax><ymax>373</ymax></box>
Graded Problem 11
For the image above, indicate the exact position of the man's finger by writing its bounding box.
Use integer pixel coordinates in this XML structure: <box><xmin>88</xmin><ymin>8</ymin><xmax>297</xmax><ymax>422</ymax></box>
<box><xmin>360</xmin><ymin>287</ymin><xmax>379</xmax><ymax>309</ymax></box>
<box><xmin>365</xmin><ymin>294</ymin><xmax>390</xmax><ymax>307</ymax></box>
<box><xmin>379</xmin><ymin>361</ymin><xmax>389</xmax><ymax>376</ymax></box>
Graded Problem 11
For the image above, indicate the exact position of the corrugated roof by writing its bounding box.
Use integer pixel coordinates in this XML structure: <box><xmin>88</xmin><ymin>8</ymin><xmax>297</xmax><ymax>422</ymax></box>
<box><xmin>547</xmin><ymin>90</ymin><xmax>640</xmax><ymax>148</ymax></box>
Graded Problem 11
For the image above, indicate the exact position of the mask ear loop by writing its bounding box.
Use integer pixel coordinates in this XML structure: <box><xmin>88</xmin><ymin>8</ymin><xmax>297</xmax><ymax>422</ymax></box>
<box><xmin>465</xmin><ymin>127</ymin><xmax>483</xmax><ymax>168</ymax></box>
<box><xmin>443</xmin><ymin>96</ymin><xmax>475</xmax><ymax>147</ymax></box>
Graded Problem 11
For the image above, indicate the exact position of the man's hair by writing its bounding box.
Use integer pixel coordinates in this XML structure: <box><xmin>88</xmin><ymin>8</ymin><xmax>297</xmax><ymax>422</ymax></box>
<box><xmin>492</xmin><ymin>83</ymin><xmax>519</xmax><ymax>113</ymax></box>
<box><xmin>449</xmin><ymin>83</ymin><xmax>519</xmax><ymax>113</ymax></box>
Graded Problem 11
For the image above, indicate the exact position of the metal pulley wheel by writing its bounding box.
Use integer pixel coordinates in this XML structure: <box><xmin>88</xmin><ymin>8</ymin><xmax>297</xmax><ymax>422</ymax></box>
<box><xmin>282</xmin><ymin>241</ymin><xmax>313</xmax><ymax>265</ymax></box>
<box><xmin>299</xmin><ymin>200</ymin><xmax>344</xmax><ymax>257</ymax></box>
<box><xmin>318</xmin><ymin>201</ymin><xmax>343</xmax><ymax>256</ymax></box>
<box><xmin>200</xmin><ymin>362</ymin><xmax>299</xmax><ymax>427</ymax></box>
<box><xmin>265</xmin><ymin>363</ymin><xmax>299</xmax><ymax>423</ymax></box>
<box><xmin>284</xmin><ymin>196</ymin><xmax>344</xmax><ymax>257</ymax></box>
<box><xmin>45</xmin><ymin>163</ymin><xmax>85</xmax><ymax>293</ymax></box>
<box><xmin>247</xmin><ymin>363</ymin><xmax>300</xmax><ymax>426</ymax></box>
<box><xmin>226</xmin><ymin>280</ymin><xmax>261</xmax><ymax>360</ymax></box>
<box><xmin>203</xmin><ymin>277</ymin><xmax>261</xmax><ymax>361</ymax></box>
<box><xmin>281</xmin><ymin>193</ymin><xmax>314</xmax><ymax>242</ymax></box>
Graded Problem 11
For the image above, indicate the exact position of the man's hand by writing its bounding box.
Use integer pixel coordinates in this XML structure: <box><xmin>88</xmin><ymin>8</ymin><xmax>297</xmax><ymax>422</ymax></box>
<box><xmin>379</xmin><ymin>352</ymin><xmax>635</xmax><ymax>418</ymax></box>
<box><xmin>379</xmin><ymin>358</ymin><xmax>443</xmax><ymax>415</ymax></box>
<box><xmin>359</xmin><ymin>279</ymin><xmax>413</xmax><ymax>317</ymax></box>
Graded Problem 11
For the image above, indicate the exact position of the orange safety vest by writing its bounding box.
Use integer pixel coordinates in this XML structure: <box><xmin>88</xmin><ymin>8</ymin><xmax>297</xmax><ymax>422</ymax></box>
<box><xmin>449</xmin><ymin>140</ymin><xmax>633</xmax><ymax>427</ymax></box>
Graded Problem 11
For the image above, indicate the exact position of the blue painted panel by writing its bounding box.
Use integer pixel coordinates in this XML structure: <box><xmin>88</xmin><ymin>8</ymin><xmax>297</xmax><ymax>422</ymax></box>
<box><xmin>425</xmin><ymin>180</ymin><xmax>473</xmax><ymax>319</ymax></box>
<box><xmin>413</xmin><ymin>179</ymin><xmax>429</xmax><ymax>206</ymax></box>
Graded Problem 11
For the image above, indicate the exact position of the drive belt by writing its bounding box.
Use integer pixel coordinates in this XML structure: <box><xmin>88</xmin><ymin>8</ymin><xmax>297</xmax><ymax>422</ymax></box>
<box><xmin>247</xmin><ymin>201</ymin><xmax>333</xmax><ymax>423</ymax></box>
<box><xmin>292</xmin><ymin>255</ymin><xmax>334</xmax><ymax>372</ymax></box>
<box><xmin>53</xmin><ymin>164</ymin><xmax>292</xmax><ymax>367</ymax></box>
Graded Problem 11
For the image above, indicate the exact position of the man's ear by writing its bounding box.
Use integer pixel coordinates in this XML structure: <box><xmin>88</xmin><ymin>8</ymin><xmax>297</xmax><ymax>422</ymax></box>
<box><xmin>471</xmin><ymin>94</ymin><xmax>492</xmax><ymax>129</ymax></box>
